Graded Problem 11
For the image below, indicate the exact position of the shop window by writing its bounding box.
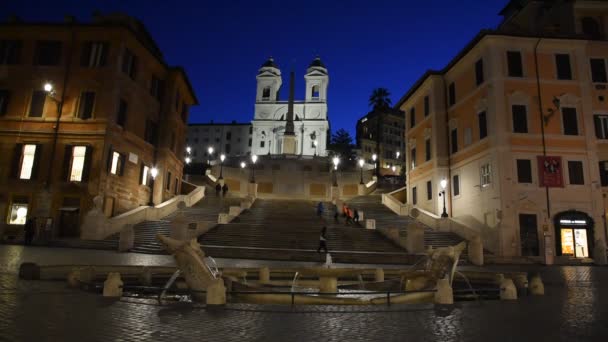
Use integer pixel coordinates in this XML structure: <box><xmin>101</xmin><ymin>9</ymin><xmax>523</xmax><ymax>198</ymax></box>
<box><xmin>8</xmin><ymin>200</ymin><xmax>29</xmax><ymax>225</ymax></box>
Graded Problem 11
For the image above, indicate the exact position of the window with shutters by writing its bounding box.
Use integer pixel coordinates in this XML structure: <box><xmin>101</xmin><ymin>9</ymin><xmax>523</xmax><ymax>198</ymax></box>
<box><xmin>512</xmin><ymin>105</ymin><xmax>528</xmax><ymax>133</ymax></box>
<box><xmin>424</xmin><ymin>96</ymin><xmax>430</xmax><ymax>117</ymax></box>
<box><xmin>145</xmin><ymin>120</ymin><xmax>158</xmax><ymax>145</ymax></box>
<box><xmin>121</xmin><ymin>48</ymin><xmax>137</xmax><ymax>79</ymax></box>
<box><xmin>81</xmin><ymin>41</ymin><xmax>108</xmax><ymax>67</ymax></box>
<box><xmin>166</xmin><ymin>172</ymin><xmax>172</xmax><ymax>191</ymax></box>
<box><xmin>225</xmin><ymin>144</ymin><xmax>231</xmax><ymax>154</ymax></box>
<box><xmin>555</xmin><ymin>54</ymin><xmax>573</xmax><ymax>80</ymax></box>
<box><xmin>507</xmin><ymin>51</ymin><xmax>523</xmax><ymax>77</ymax></box>
<box><xmin>0</xmin><ymin>89</ymin><xmax>10</xmax><ymax>115</ymax></box>
<box><xmin>141</xmin><ymin>165</ymin><xmax>150</xmax><ymax>186</ymax></box>
<box><xmin>568</xmin><ymin>161</ymin><xmax>584</xmax><ymax>185</ymax></box>
<box><xmin>19</xmin><ymin>144</ymin><xmax>38</xmax><ymax>180</ymax></box>
<box><xmin>451</xmin><ymin>128</ymin><xmax>458</xmax><ymax>154</ymax></box>
<box><xmin>77</xmin><ymin>91</ymin><xmax>95</xmax><ymax>119</ymax></box>
<box><xmin>480</xmin><ymin>163</ymin><xmax>491</xmax><ymax>187</ymax></box>
<box><xmin>150</xmin><ymin>76</ymin><xmax>164</xmax><ymax>101</ymax></box>
<box><xmin>475</xmin><ymin>58</ymin><xmax>484</xmax><ymax>85</ymax></box>
<box><xmin>29</xmin><ymin>90</ymin><xmax>46</xmax><ymax>117</ymax></box>
<box><xmin>0</xmin><ymin>40</ymin><xmax>21</xmax><ymax>64</ymax></box>
<box><xmin>478</xmin><ymin>111</ymin><xmax>487</xmax><ymax>139</ymax></box>
<box><xmin>453</xmin><ymin>174</ymin><xmax>460</xmax><ymax>197</ymax></box>
<box><xmin>410</xmin><ymin>147</ymin><xmax>416</xmax><ymax>169</ymax></box>
<box><xmin>448</xmin><ymin>82</ymin><xmax>456</xmax><ymax>106</ymax></box>
<box><xmin>410</xmin><ymin>108</ymin><xmax>416</xmax><ymax>127</ymax></box>
<box><xmin>68</xmin><ymin>146</ymin><xmax>88</xmax><ymax>182</ymax></box>
<box><xmin>425</xmin><ymin>138</ymin><xmax>431</xmax><ymax>161</ymax></box>
<box><xmin>426</xmin><ymin>181</ymin><xmax>432</xmax><ymax>200</ymax></box>
<box><xmin>562</xmin><ymin>107</ymin><xmax>578</xmax><ymax>135</ymax></box>
<box><xmin>109</xmin><ymin>151</ymin><xmax>125</xmax><ymax>176</ymax></box>
<box><xmin>34</xmin><ymin>41</ymin><xmax>62</xmax><ymax>66</ymax></box>
<box><xmin>594</xmin><ymin>115</ymin><xmax>608</xmax><ymax>139</ymax></box>
<box><xmin>116</xmin><ymin>99</ymin><xmax>127</xmax><ymax>127</ymax></box>
<box><xmin>412</xmin><ymin>187</ymin><xmax>417</xmax><ymax>205</ymax></box>
<box><xmin>517</xmin><ymin>159</ymin><xmax>533</xmax><ymax>183</ymax></box>
<box><xmin>590</xmin><ymin>58</ymin><xmax>607</xmax><ymax>83</ymax></box>
<box><xmin>599</xmin><ymin>161</ymin><xmax>608</xmax><ymax>187</ymax></box>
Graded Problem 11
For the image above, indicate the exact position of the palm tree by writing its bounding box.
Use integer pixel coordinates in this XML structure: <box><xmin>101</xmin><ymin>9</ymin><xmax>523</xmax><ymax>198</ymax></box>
<box><xmin>369</xmin><ymin>87</ymin><xmax>392</xmax><ymax>110</ymax></box>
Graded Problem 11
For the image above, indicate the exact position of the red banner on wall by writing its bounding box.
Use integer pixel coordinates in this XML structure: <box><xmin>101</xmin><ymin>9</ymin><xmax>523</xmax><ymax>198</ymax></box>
<box><xmin>537</xmin><ymin>156</ymin><xmax>563</xmax><ymax>187</ymax></box>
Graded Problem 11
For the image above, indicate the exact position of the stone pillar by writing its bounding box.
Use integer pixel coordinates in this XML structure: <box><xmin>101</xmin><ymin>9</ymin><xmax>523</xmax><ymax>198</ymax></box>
<box><xmin>499</xmin><ymin>278</ymin><xmax>517</xmax><ymax>300</ymax></box>
<box><xmin>365</xmin><ymin>219</ymin><xmax>376</xmax><ymax>230</ymax></box>
<box><xmin>218</xmin><ymin>213</ymin><xmax>230</xmax><ymax>224</ymax></box>
<box><xmin>319</xmin><ymin>276</ymin><xmax>338</xmax><ymax>293</ymax></box>
<box><xmin>240</xmin><ymin>199</ymin><xmax>252</xmax><ymax>209</ymax></box>
<box><xmin>229</xmin><ymin>206</ymin><xmax>242</xmax><ymax>217</ymax></box>
<box><xmin>102</xmin><ymin>272</ymin><xmax>123</xmax><ymax>298</ymax></box>
<box><xmin>529</xmin><ymin>274</ymin><xmax>545</xmax><ymax>295</ymax></box>
<box><xmin>434</xmin><ymin>277</ymin><xmax>454</xmax><ymax>305</ymax></box>
<box><xmin>206</xmin><ymin>278</ymin><xmax>227</xmax><ymax>306</ymax></box>
<box><xmin>512</xmin><ymin>274</ymin><xmax>529</xmax><ymax>297</ymax></box>
<box><xmin>331</xmin><ymin>186</ymin><xmax>340</xmax><ymax>201</ymax></box>
<box><xmin>259</xmin><ymin>267</ymin><xmax>270</xmax><ymax>284</ymax></box>
<box><xmin>374</xmin><ymin>268</ymin><xmax>384</xmax><ymax>282</ymax></box>
<box><xmin>118</xmin><ymin>225</ymin><xmax>134</xmax><ymax>252</ymax></box>
<box><xmin>248</xmin><ymin>183</ymin><xmax>258</xmax><ymax>198</ymax></box>
<box><xmin>468</xmin><ymin>236</ymin><xmax>484</xmax><ymax>266</ymax></box>
<box><xmin>594</xmin><ymin>239</ymin><xmax>607</xmax><ymax>265</ymax></box>
<box><xmin>358</xmin><ymin>184</ymin><xmax>365</xmax><ymax>196</ymax></box>
<box><xmin>406</xmin><ymin>223</ymin><xmax>425</xmax><ymax>254</ymax></box>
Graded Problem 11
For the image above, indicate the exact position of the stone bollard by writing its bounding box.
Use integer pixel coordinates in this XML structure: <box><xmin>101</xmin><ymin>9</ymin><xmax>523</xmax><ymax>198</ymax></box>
<box><xmin>365</xmin><ymin>219</ymin><xmax>376</xmax><ymax>230</ymax></box>
<box><xmin>512</xmin><ymin>274</ymin><xmax>529</xmax><ymax>297</ymax></box>
<box><xmin>67</xmin><ymin>269</ymin><xmax>81</xmax><ymax>288</ymax></box>
<box><xmin>206</xmin><ymin>278</ymin><xmax>226</xmax><ymax>306</ymax></box>
<box><xmin>593</xmin><ymin>239</ymin><xmax>607</xmax><ymax>265</ymax></box>
<box><xmin>259</xmin><ymin>267</ymin><xmax>270</xmax><ymax>284</ymax></box>
<box><xmin>229</xmin><ymin>206</ymin><xmax>242</xmax><ymax>217</ymax></box>
<box><xmin>319</xmin><ymin>276</ymin><xmax>338</xmax><ymax>293</ymax></box>
<box><xmin>374</xmin><ymin>268</ymin><xmax>385</xmax><ymax>282</ymax></box>
<box><xmin>67</xmin><ymin>266</ymin><xmax>95</xmax><ymax>288</ymax></box>
<box><xmin>500</xmin><ymin>278</ymin><xmax>517</xmax><ymax>300</ymax></box>
<box><xmin>434</xmin><ymin>277</ymin><xmax>454</xmax><ymax>305</ymax></box>
<box><xmin>240</xmin><ymin>200</ymin><xmax>252</xmax><ymax>209</ymax></box>
<box><xmin>405</xmin><ymin>223</ymin><xmax>425</xmax><ymax>254</ymax></box>
<box><xmin>218</xmin><ymin>213</ymin><xmax>230</xmax><ymax>224</ymax></box>
<box><xmin>139</xmin><ymin>267</ymin><xmax>153</xmax><ymax>286</ymax></box>
<box><xmin>18</xmin><ymin>262</ymin><xmax>40</xmax><ymax>280</ymax></box>
<box><xmin>102</xmin><ymin>272</ymin><xmax>123</xmax><ymax>298</ymax></box>
<box><xmin>118</xmin><ymin>224</ymin><xmax>134</xmax><ymax>252</ymax></box>
<box><xmin>529</xmin><ymin>274</ymin><xmax>545</xmax><ymax>296</ymax></box>
<box><xmin>357</xmin><ymin>184</ymin><xmax>366</xmax><ymax>195</ymax></box>
<box><xmin>467</xmin><ymin>236</ymin><xmax>484</xmax><ymax>266</ymax></box>
<box><xmin>248</xmin><ymin>182</ymin><xmax>258</xmax><ymax>198</ymax></box>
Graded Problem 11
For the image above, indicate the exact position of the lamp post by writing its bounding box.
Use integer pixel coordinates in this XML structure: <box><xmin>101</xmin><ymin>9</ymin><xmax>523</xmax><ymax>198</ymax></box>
<box><xmin>332</xmin><ymin>156</ymin><xmax>340</xmax><ymax>186</ymax></box>
<box><xmin>439</xmin><ymin>178</ymin><xmax>448</xmax><ymax>218</ymax></box>
<box><xmin>43</xmin><ymin>82</ymin><xmax>64</xmax><ymax>189</ymax></box>
<box><xmin>358</xmin><ymin>158</ymin><xmax>365</xmax><ymax>184</ymax></box>
<box><xmin>391</xmin><ymin>165</ymin><xmax>396</xmax><ymax>174</ymax></box>
<box><xmin>240</xmin><ymin>161</ymin><xmax>246</xmax><ymax>169</ymax></box>
<box><xmin>372</xmin><ymin>153</ymin><xmax>377</xmax><ymax>177</ymax></box>
<box><xmin>313</xmin><ymin>140</ymin><xmax>318</xmax><ymax>157</ymax></box>
<box><xmin>219</xmin><ymin>154</ymin><xmax>226</xmax><ymax>179</ymax></box>
<box><xmin>148</xmin><ymin>167</ymin><xmax>159</xmax><ymax>206</ymax></box>
<box><xmin>207</xmin><ymin>146</ymin><xmax>214</xmax><ymax>165</ymax></box>
<box><xmin>185</xmin><ymin>157</ymin><xmax>191</xmax><ymax>165</ymax></box>
<box><xmin>250</xmin><ymin>154</ymin><xmax>258</xmax><ymax>183</ymax></box>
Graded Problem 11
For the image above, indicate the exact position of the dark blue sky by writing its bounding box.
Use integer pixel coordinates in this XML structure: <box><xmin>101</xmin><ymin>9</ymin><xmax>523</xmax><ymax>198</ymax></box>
<box><xmin>6</xmin><ymin>0</ymin><xmax>506</xmax><ymax>136</ymax></box>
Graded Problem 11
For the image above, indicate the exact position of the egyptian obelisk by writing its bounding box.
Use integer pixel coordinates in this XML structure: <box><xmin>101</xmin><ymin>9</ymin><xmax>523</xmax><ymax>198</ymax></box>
<box><xmin>282</xmin><ymin>71</ymin><xmax>298</xmax><ymax>155</ymax></box>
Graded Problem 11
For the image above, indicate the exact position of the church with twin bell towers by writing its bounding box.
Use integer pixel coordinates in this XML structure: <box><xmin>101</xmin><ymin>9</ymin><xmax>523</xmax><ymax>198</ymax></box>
<box><xmin>251</xmin><ymin>57</ymin><xmax>330</xmax><ymax>157</ymax></box>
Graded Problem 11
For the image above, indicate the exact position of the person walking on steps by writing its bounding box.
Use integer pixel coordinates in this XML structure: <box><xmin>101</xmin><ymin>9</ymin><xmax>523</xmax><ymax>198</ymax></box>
<box><xmin>333</xmin><ymin>204</ymin><xmax>340</xmax><ymax>223</ymax></box>
<box><xmin>215</xmin><ymin>183</ymin><xmax>221</xmax><ymax>197</ymax></box>
<box><xmin>345</xmin><ymin>207</ymin><xmax>354</xmax><ymax>226</ymax></box>
<box><xmin>23</xmin><ymin>217</ymin><xmax>35</xmax><ymax>246</ymax></box>
<box><xmin>317</xmin><ymin>226</ymin><xmax>328</xmax><ymax>254</ymax></box>
<box><xmin>222</xmin><ymin>183</ymin><xmax>229</xmax><ymax>197</ymax></box>
<box><xmin>353</xmin><ymin>209</ymin><xmax>360</xmax><ymax>224</ymax></box>
<box><xmin>316</xmin><ymin>202</ymin><xmax>324</xmax><ymax>218</ymax></box>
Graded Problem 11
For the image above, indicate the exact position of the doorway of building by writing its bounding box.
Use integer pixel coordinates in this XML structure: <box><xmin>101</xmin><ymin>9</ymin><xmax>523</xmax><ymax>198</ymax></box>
<box><xmin>519</xmin><ymin>213</ymin><xmax>539</xmax><ymax>256</ymax></box>
<box><xmin>554</xmin><ymin>211</ymin><xmax>594</xmax><ymax>258</ymax></box>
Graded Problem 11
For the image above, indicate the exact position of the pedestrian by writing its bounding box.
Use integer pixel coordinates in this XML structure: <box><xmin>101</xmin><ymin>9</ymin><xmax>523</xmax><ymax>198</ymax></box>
<box><xmin>333</xmin><ymin>204</ymin><xmax>339</xmax><ymax>223</ymax></box>
<box><xmin>222</xmin><ymin>183</ymin><xmax>229</xmax><ymax>197</ymax></box>
<box><xmin>316</xmin><ymin>202</ymin><xmax>324</xmax><ymax>218</ymax></box>
<box><xmin>345</xmin><ymin>208</ymin><xmax>353</xmax><ymax>226</ymax></box>
<box><xmin>317</xmin><ymin>226</ymin><xmax>328</xmax><ymax>254</ymax></box>
<box><xmin>342</xmin><ymin>203</ymin><xmax>348</xmax><ymax>218</ymax></box>
<box><xmin>23</xmin><ymin>217</ymin><xmax>35</xmax><ymax>246</ymax></box>
<box><xmin>353</xmin><ymin>209</ymin><xmax>360</xmax><ymax>224</ymax></box>
<box><xmin>215</xmin><ymin>183</ymin><xmax>221</xmax><ymax>197</ymax></box>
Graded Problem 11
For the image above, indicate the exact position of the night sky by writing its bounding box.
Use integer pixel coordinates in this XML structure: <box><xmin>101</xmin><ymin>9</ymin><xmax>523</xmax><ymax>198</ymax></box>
<box><xmin>5</xmin><ymin>0</ymin><xmax>506</xmax><ymax>136</ymax></box>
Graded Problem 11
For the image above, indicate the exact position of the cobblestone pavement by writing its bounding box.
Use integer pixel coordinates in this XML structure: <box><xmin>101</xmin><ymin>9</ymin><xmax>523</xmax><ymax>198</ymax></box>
<box><xmin>1</xmin><ymin>246</ymin><xmax>608</xmax><ymax>341</ymax></box>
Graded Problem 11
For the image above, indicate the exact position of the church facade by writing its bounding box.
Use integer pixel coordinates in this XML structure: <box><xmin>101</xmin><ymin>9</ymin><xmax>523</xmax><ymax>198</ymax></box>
<box><xmin>251</xmin><ymin>57</ymin><xmax>329</xmax><ymax>157</ymax></box>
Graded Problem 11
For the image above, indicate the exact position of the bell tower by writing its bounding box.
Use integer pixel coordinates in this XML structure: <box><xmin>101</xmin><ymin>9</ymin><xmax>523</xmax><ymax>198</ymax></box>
<box><xmin>256</xmin><ymin>57</ymin><xmax>282</xmax><ymax>103</ymax></box>
<box><xmin>304</xmin><ymin>56</ymin><xmax>329</xmax><ymax>103</ymax></box>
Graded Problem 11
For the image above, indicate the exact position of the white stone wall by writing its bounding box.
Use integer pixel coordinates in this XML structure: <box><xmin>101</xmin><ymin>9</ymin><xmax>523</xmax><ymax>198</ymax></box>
<box><xmin>186</xmin><ymin>124</ymin><xmax>252</xmax><ymax>161</ymax></box>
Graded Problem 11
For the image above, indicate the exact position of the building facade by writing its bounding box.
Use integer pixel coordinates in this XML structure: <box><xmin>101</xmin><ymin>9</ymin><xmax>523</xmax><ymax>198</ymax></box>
<box><xmin>186</xmin><ymin>122</ymin><xmax>252</xmax><ymax>161</ymax></box>
<box><xmin>397</xmin><ymin>0</ymin><xmax>608</xmax><ymax>261</ymax></box>
<box><xmin>0</xmin><ymin>14</ymin><xmax>197</xmax><ymax>239</ymax></box>
<box><xmin>356</xmin><ymin>109</ymin><xmax>405</xmax><ymax>175</ymax></box>
<box><xmin>251</xmin><ymin>57</ymin><xmax>329</xmax><ymax>156</ymax></box>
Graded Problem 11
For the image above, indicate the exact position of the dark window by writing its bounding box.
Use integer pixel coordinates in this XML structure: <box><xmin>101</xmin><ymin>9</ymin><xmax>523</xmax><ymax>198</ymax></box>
<box><xmin>512</xmin><ymin>105</ymin><xmax>528</xmax><ymax>133</ymax></box>
<box><xmin>0</xmin><ymin>40</ymin><xmax>21</xmax><ymax>64</ymax></box>
<box><xmin>410</xmin><ymin>108</ymin><xmax>415</xmax><ymax>127</ymax></box>
<box><xmin>450</xmin><ymin>128</ymin><xmax>458</xmax><ymax>154</ymax></box>
<box><xmin>166</xmin><ymin>172</ymin><xmax>172</xmax><ymax>191</ymax></box>
<box><xmin>29</xmin><ymin>90</ymin><xmax>46</xmax><ymax>117</ymax></box>
<box><xmin>249</xmin><ymin>126</ymin><xmax>253</xmax><ymax>134</ymax></box>
<box><xmin>411</xmin><ymin>148</ymin><xmax>416</xmax><ymax>168</ymax></box>
<box><xmin>453</xmin><ymin>175</ymin><xmax>460</xmax><ymax>196</ymax></box>
<box><xmin>80</xmin><ymin>41</ymin><xmax>108</xmax><ymax>67</ymax></box>
<box><xmin>475</xmin><ymin>58</ymin><xmax>484</xmax><ymax>85</ymax></box>
<box><xmin>478</xmin><ymin>111</ymin><xmax>487</xmax><ymax>139</ymax></box>
<box><xmin>517</xmin><ymin>159</ymin><xmax>532</xmax><ymax>183</ymax></box>
<box><xmin>170</xmin><ymin>132</ymin><xmax>176</xmax><ymax>152</ymax></box>
<box><xmin>248</xmin><ymin>138</ymin><xmax>252</xmax><ymax>147</ymax></box>
<box><xmin>0</xmin><ymin>89</ymin><xmax>10</xmax><ymax>115</ymax></box>
<box><xmin>412</xmin><ymin>187</ymin><xmax>417</xmax><ymax>205</ymax></box>
<box><xmin>425</xmin><ymin>138</ymin><xmax>431</xmax><ymax>161</ymax></box>
<box><xmin>581</xmin><ymin>17</ymin><xmax>602</xmax><ymax>40</ymax></box>
<box><xmin>77</xmin><ymin>91</ymin><xmax>95</xmax><ymax>119</ymax></box>
<box><xmin>424</xmin><ymin>96</ymin><xmax>429</xmax><ymax>116</ymax></box>
<box><xmin>262</xmin><ymin>87</ymin><xmax>271</xmax><ymax>99</ymax></box>
<box><xmin>562</xmin><ymin>107</ymin><xmax>578</xmax><ymax>135</ymax></box>
<box><xmin>150</xmin><ymin>76</ymin><xmax>164</xmax><ymax>101</ymax></box>
<box><xmin>507</xmin><ymin>51</ymin><xmax>523</xmax><ymax>77</ymax></box>
<box><xmin>599</xmin><ymin>161</ymin><xmax>608</xmax><ymax>186</ymax></box>
<box><xmin>555</xmin><ymin>54</ymin><xmax>572</xmax><ymax>80</ymax></box>
<box><xmin>260</xmin><ymin>141</ymin><xmax>265</xmax><ymax>148</ymax></box>
<box><xmin>34</xmin><ymin>41</ymin><xmax>62</xmax><ymax>66</ymax></box>
<box><xmin>448</xmin><ymin>82</ymin><xmax>456</xmax><ymax>106</ymax></box>
<box><xmin>175</xmin><ymin>178</ymin><xmax>179</xmax><ymax>195</ymax></box>
<box><xmin>145</xmin><ymin>120</ymin><xmax>158</xmax><ymax>145</ymax></box>
<box><xmin>181</xmin><ymin>105</ymin><xmax>189</xmax><ymax>123</ymax></box>
<box><xmin>122</xmin><ymin>49</ymin><xmax>137</xmax><ymax>79</ymax></box>
<box><xmin>175</xmin><ymin>91</ymin><xmax>180</xmax><ymax>111</ymax></box>
<box><xmin>226</xmin><ymin>132</ymin><xmax>232</xmax><ymax>140</ymax></box>
<box><xmin>590</xmin><ymin>58</ymin><xmax>607</xmax><ymax>83</ymax></box>
<box><xmin>519</xmin><ymin>214</ymin><xmax>539</xmax><ymax>256</ymax></box>
<box><xmin>116</xmin><ymin>99</ymin><xmax>127</xmax><ymax>127</ymax></box>
<box><xmin>426</xmin><ymin>181</ymin><xmax>432</xmax><ymax>200</ymax></box>
<box><xmin>568</xmin><ymin>161</ymin><xmax>584</xmax><ymax>185</ymax></box>
<box><xmin>225</xmin><ymin>144</ymin><xmax>231</xmax><ymax>154</ymax></box>
<box><xmin>594</xmin><ymin>115</ymin><xmax>608</xmax><ymax>139</ymax></box>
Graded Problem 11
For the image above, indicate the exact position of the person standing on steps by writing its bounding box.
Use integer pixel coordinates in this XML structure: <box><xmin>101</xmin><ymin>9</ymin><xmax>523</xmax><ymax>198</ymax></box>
<box><xmin>317</xmin><ymin>226</ymin><xmax>328</xmax><ymax>254</ymax></box>
<box><xmin>353</xmin><ymin>209</ymin><xmax>360</xmax><ymax>225</ymax></box>
<box><xmin>333</xmin><ymin>204</ymin><xmax>340</xmax><ymax>223</ymax></box>
<box><xmin>316</xmin><ymin>202</ymin><xmax>324</xmax><ymax>218</ymax></box>
<box><xmin>23</xmin><ymin>217</ymin><xmax>35</xmax><ymax>246</ymax></box>
<box><xmin>222</xmin><ymin>183</ymin><xmax>229</xmax><ymax>197</ymax></box>
<box><xmin>215</xmin><ymin>183</ymin><xmax>221</xmax><ymax>197</ymax></box>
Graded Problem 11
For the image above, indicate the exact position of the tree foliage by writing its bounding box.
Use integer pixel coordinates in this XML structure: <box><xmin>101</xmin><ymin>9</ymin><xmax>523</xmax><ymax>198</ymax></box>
<box><xmin>329</xmin><ymin>128</ymin><xmax>355</xmax><ymax>160</ymax></box>
<box><xmin>368</xmin><ymin>87</ymin><xmax>392</xmax><ymax>110</ymax></box>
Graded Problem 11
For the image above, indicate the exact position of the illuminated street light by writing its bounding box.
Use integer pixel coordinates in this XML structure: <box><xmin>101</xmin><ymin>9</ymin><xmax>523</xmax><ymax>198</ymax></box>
<box><xmin>240</xmin><ymin>161</ymin><xmax>246</xmax><ymax>169</ymax></box>
<box><xmin>359</xmin><ymin>158</ymin><xmax>365</xmax><ymax>184</ymax></box>
<box><xmin>219</xmin><ymin>154</ymin><xmax>226</xmax><ymax>179</ymax></box>
<box><xmin>186</xmin><ymin>146</ymin><xmax>192</xmax><ymax>154</ymax></box>
<box><xmin>439</xmin><ymin>178</ymin><xmax>448</xmax><ymax>218</ymax></box>
<box><xmin>43</xmin><ymin>82</ymin><xmax>54</xmax><ymax>93</ymax></box>
<box><xmin>207</xmin><ymin>146</ymin><xmax>214</xmax><ymax>165</ymax></box>
<box><xmin>332</xmin><ymin>156</ymin><xmax>340</xmax><ymax>186</ymax></box>
<box><xmin>150</xmin><ymin>167</ymin><xmax>158</xmax><ymax>179</ymax></box>
<box><xmin>313</xmin><ymin>140</ymin><xmax>318</xmax><ymax>156</ymax></box>
<box><xmin>148</xmin><ymin>167</ymin><xmax>159</xmax><ymax>207</ymax></box>
<box><xmin>391</xmin><ymin>165</ymin><xmax>396</xmax><ymax>173</ymax></box>
<box><xmin>250</xmin><ymin>154</ymin><xmax>258</xmax><ymax>183</ymax></box>
<box><xmin>185</xmin><ymin>157</ymin><xmax>191</xmax><ymax>164</ymax></box>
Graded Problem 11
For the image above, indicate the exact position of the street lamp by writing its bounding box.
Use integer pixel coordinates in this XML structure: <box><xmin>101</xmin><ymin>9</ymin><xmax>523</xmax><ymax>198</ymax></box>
<box><xmin>439</xmin><ymin>178</ymin><xmax>448</xmax><ymax>218</ymax></box>
<box><xmin>219</xmin><ymin>154</ymin><xmax>226</xmax><ymax>180</ymax></box>
<box><xmin>372</xmin><ymin>153</ymin><xmax>378</xmax><ymax>177</ymax></box>
<box><xmin>185</xmin><ymin>157</ymin><xmax>191</xmax><ymax>164</ymax></box>
<box><xmin>332</xmin><ymin>156</ymin><xmax>340</xmax><ymax>187</ymax></box>
<box><xmin>43</xmin><ymin>82</ymin><xmax>64</xmax><ymax>189</ymax></box>
<box><xmin>391</xmin><ymin>165</ymin><xmax>396</xmax><ymax>174</ymax></box>
<box><xmin>396</xmin><ymin>151</ymin><xmax>400</xmax><ymax>159</ymax></box>
<box><xmin>358</xmin><ymin>158</ymin><xmax>365</xmax><ymax>184</ymax></box>
<box><xmin>207</xmin><ymin>146</ymin><xmax>214</xmax><ymax>165</ymax></box>
<box><xmin>250</xmin><ymin>154</ymin><xmax>258</xmax><ymax>183</ymax></box>
<box><xmin>148</xmin><ymin>167</ymin><xmax>159</xmax><ymax>206</ymax></box>
<box><xmin>186</xmin><ymin>146</ymin><xmax>192</xmax><ymax>154</ymax></box>
<box><xmin>240</xmin><ymin>161</ymin><xmax>247</xmax><ymax>169</ymax></box>
<box><xmin>313</xmin><ymin>140</ymin><xmax>318</xmax><ymax>156</ymax></box>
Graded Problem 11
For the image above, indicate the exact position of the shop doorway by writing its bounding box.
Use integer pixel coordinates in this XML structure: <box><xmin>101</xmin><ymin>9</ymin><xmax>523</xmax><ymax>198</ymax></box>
<box><xmin>554</xmin><ymin>211</ymin><xmax>594</xmax><ymax>258</ymax></box>
<box><xmin>519</xmin><ymin>214</ymin><xmax>539</xmax><ymax>256</ymax></box>
<box><xmin>58</xmin><ymin>208</ymin><xmax>80</xmax><ymax>238</ymax></box>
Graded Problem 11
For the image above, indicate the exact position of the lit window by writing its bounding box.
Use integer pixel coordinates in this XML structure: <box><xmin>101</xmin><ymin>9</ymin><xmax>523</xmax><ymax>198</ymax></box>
<box><xmin>8</xmin><ymin>202</ymin><xmax>28</xmax><ymax>225</ymax></box>
<box><xmin>69</xmin><ymin>146</ymin><xmax>87</xmax><ymax>182</ymax></box>
<box><xmin>110</xmin><ymin>151</ymin><xmax>120</xmax><ymax>175</ymax></box>
<box><xmin>19</xmin><ymin>144</ymin><xmax>37</xmax><ymax>180</ymax></box>
<box><xmin>142</xmin><ymin>165</ymin><xmax>149</xmax><ymax>186</ymax></box>
<box><xmin>480</xmin><ymin>163</ymin><xmax>492</xmax><ymax>187</ymax></box>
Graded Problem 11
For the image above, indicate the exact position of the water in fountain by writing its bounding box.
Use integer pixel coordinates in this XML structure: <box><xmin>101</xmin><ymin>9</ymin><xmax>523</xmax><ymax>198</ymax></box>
<box><xmin>291</xmin><ymin>272</ymin><xmax>300</xmax><ymax>292</ymax></box>
<box><xmin>455</xmin><ymin>271</ymin><xmax>480</xmax><ymax>301</ymax></box>
<box><xmin>205</xmin><ymin>256</ymin><xmax>220</xmax><ymax>278</ymax></box>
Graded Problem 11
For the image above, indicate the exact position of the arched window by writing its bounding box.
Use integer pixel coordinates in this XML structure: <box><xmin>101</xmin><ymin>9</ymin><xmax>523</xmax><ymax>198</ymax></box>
<box><xmin>311</xmin><ymin>85</ymin><xmax>320</xmax><ymax>99</ymax></box>
<box><xmin>262</xmin><ymin>87</ymin><xmax>271</xmax><ymax>100</ymax></box>
<box><xmin>581</xmin><ymin>17</ymin><xmax>602</xmax><ymax>40</ymax></box>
